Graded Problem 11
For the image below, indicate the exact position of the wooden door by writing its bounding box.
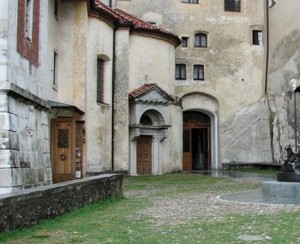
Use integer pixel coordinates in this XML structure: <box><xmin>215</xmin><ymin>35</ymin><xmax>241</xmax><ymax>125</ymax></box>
<box><xmin>183</xmin><ymin>112</ymin><xmax>211</xmax><ymax>171</ymax></box>
<box><xmin>136</xmin><ymin>136</ymin><xmax>152</xmax><ymax>175</ymax></box>
<box><xmin>183</xmin><ymin>129</ymin><xmax>192</xmax><ymax>171</ymax></box>
<box><xmin>52</xmin><ymin>119</ymin><xmax>75</xmax><ymax>183</ymax></box>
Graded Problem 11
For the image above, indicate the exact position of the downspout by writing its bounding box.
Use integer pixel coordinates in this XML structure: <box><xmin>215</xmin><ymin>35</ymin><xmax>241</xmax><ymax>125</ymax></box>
<box><xmin>111</xmin><ymin>28</ymin><xmax>116</xmax><ymax>171</ymax></box>
<box><xmin>265</xmin><ymin>0</ymin><xmax>275</xmax><ymax>163</ymax></box>
<box><xmin>265</xmin><ymin>0</ymin><xmax>269</xmax><ymax>94</ymax></box>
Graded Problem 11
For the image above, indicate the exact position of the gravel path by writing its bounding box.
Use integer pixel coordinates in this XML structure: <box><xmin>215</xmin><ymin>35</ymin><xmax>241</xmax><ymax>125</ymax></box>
<box><xmin>124</xmin><ymin>178</ymin><xmax>300</xmax><ymax>226</ymax></box>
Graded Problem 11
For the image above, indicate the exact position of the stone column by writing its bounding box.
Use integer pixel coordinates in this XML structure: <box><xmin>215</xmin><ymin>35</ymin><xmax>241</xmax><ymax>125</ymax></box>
<box><xmin>152</xmin><ymin>136</ymin><xmax>161</xmax><ymax>175</ymax></box>
<box><xmin>113</xmin><ymin>28</ymin><xmax>130</xmax><ymax>171</ymax></box>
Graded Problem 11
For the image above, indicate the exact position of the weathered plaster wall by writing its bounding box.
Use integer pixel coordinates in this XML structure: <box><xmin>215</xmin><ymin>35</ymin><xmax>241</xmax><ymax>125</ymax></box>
<box><xmin>57</xmin><ymin>2</ymin><xmax>87</xmax><ymax>110</ymax></box>
<box><xmin>128</xmin><ymin>35</ymin><xmax>176</xmax><ymax>94</ymax></box>
<box><xmin>46</xmin><ymin>0</ymin><xmax>59</xmax><ymax>101</ymax></box>
<box><xmin>0</xmin><ymin>0</ymin><xmax>8</xmax><ymax>84</ymax></box>
<box><xmin>114</xmin><ymin>28</ymin><xmax>130</xmax><ymax>171</ymax></box>
<box><xmin>167</xmin><ymin>105</ymin><xmax>183</xmax><ymax>172</ymax></box>
<box><xmin>267</xmin><ymin>0</ymin><xmax>300</xmax><ymax>162</ymax></box>
<box><xmin>118</xmin><ymin>0</ymin><xmax>268</xmax><ymax>166</ymax></box>
<box><xmin>85</xmin><ymin>17</ymin><xmax>114</xmax><ymax>173</ymax></box>
<box><xmin>220</xmin><ymin>97</ymin><xmax>273</xmax><ymax>164</ymax></box>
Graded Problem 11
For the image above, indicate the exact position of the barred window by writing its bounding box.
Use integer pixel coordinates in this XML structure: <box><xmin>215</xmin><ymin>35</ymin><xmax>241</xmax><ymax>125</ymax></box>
<box><xmin>176</xmin><ymin>64</ymin><xmax>187</xmax><ymax>80</ymax></box>
<box><xmin>181</xmin><ymin>0</ymin><xmax>199</xmax><ymax>3</ymax></box>
<box><xmin>224</xmin><ymin>0</ymin><xmax>241</xmax><ymax>12</ymax></box>
<box><xmin>25</xmin><ymin>0</ymin><xmax>34</xmax><ymax>40</ymax></box>
<box><xmin>193</xmin><ymin>65</ymin><xmax>204</xmax><ymax>80</ymax></box>
<box><xmin>195</xmin><ymin>33</ymin><xmax>207</xmax><ymax>47</ymax></box>
<box><xmin>97</xmin><ymin>58</ymin><xmax>105</xmax><ymax>103</ymax></box>
<box><xmin>252</xmin><ymin>30</ymin><xmax>263</xmax><ymax>45</ymax></box>
<box><xmin>181</xmin><ymin>37</ymin><xmax>189</xmax><ymax>47</ymax></box>
<box><xmin>53</xmin><ymin>51</ymin><xmax>58</xmax><ymax>86</ymax></box>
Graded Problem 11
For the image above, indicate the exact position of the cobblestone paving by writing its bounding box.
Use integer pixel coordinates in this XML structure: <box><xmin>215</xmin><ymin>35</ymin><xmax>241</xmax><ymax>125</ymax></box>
<box><xmin>124</xmin><ymin>178</ymin><xmax>300</xmax><ymax>226</ymax></box>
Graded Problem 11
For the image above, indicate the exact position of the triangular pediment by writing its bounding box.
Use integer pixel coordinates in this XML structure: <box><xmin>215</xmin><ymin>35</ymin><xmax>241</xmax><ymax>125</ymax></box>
<box><xmin>129</xmin><ymin>83</ymin><xmax>174</xmax><ymax>104</ymax></box>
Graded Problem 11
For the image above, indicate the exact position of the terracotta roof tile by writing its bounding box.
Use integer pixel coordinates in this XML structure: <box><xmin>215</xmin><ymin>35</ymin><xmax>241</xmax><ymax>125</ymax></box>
<box><xmin>114</xmin><ymin>9</ymin><xmax>175</xmax><ymax>36</ymax></box>
<box><xmin>129</xmin><ymin>83</ymin><xmax>174</xmax><ymax>102</ymax></box>
<box><xmin>92</xmin><ymin>0</ymin><xmax>180</xmax><ymax>46</ymax></box>
<box><xmin>129</xmin><ymin>83</ymin><xmax>156</xmax><ymax>99</ymax></box>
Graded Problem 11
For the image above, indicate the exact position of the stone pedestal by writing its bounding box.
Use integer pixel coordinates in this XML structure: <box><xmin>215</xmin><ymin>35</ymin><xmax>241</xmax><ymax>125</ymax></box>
<box><xmin>262</xmin><ymin>181</ymin><xmax>300</xmax><ymax>198</ymax></box>
<box><xmin>277</xmin><ymin>172</ymin><xmax>300</xmax><ymax>182</ymax></box>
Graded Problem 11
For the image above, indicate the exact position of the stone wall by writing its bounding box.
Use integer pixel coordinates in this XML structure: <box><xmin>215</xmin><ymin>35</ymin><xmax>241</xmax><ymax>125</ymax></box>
<box><xmin>0</xmin><ymin>174</ymin><xmax>123</xmax><ymax>232</ymax></box>
<box><xmin>267</xmin><ymin>0</ymin><xmax>300</xmax><ymax>162</ymax></box>
<box><xmin>0</xmin><ymin>83</ymin><xmax>51</xmax><ymax>194</ymax></box>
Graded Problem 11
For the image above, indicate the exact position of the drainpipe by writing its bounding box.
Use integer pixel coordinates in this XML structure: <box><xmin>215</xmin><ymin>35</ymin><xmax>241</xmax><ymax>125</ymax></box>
<box><xmin>264</xmin><ymin>0</ymin><xmax>269</xmax><ymax>95</ymax></box>
<box><xmin>111</xmin><ymin>28</ymin><xmax>116</xmax><ymax>171</ymax></box>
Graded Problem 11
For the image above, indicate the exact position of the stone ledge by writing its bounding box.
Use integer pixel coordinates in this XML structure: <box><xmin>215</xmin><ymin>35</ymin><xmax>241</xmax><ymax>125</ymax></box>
<box><xmin>0</xmin><ymin>174</ymin><xmax>123</xmax><ymax>232</ymax></box>
<box><xmin>0</xmin><ymin>82</ymin><xmax>50</xmax><ymax>111</ymax></box>
<box><xmin>222</xmin><ymin>162</ymin><xmax>281</xmax><ymax>170</ymax></box>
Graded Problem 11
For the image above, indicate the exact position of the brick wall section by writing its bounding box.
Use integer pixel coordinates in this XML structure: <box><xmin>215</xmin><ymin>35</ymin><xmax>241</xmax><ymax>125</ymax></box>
<box><xmin>17</xmin><ymin>0</ymin><xmax>40</xmax><ymax>66</ymax></box>
<box><xmin>0</xmin><ymin>174</ymin><xmax>123</xmax><ymax>232</ymax></box>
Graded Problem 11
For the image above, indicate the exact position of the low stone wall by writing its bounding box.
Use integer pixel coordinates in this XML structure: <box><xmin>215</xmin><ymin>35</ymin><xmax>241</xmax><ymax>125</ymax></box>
<box><xmin>222</xmin><ymin>162</ymin><xmax>281</xmax><ymax>171</ymax></box>
<box><xmin>0</xmin><ymin>174</ymin><xmax>123</xmax><ymax>232</ymax></box>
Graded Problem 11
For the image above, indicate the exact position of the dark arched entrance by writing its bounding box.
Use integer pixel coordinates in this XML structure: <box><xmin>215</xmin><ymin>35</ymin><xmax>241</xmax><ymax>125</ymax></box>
<box><xmin>183</xmin><ymin>111</ymin><xmax>211</xmax><ymax>171</ymax></box>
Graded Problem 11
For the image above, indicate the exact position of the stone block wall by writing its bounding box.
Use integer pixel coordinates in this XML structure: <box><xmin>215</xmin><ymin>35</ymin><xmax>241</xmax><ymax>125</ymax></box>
<box><xmin>0</xmin><ymin>84</ymin><xmax>51</xmax><ymax>194</ymax></box>
<box><xmin>0</xmin><ymin>174</ymin><xmax>123</xmax><ymax>232</ymax></box>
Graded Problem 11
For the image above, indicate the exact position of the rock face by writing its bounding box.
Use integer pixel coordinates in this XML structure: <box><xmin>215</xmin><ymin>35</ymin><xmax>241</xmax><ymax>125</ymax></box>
<box><xmin>220</xmin><ymin>98</ymin><xmax>273</xmax><ymax>164</ymax></box>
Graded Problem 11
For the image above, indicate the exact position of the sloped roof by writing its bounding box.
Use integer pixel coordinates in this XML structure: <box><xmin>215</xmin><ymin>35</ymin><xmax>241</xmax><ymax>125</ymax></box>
<box><xmin>91</xmin><ymin>0</ymin><xmax>181</xmax><ymax>46</ymax></box>
<box><xmin>129</xmin><ymin>83</ymin><xmax>174</xmax><ymax>102</ymax></box>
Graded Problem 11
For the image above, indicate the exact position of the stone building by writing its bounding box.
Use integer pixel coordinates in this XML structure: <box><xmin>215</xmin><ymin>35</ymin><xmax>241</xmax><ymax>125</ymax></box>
<box><xmin>0</xmin><ymin>0</ymin><xmax>299</xmax><ymax>193</ymax></box>
<box><xmin>116</xmin><ymin>0</ymin><xmax>272</xmax><ymax>169</ymax></box>
<box><xmin>0</xmin><ymin>0</ymin><xmax>181</xmax><ymax>193</ymax></box>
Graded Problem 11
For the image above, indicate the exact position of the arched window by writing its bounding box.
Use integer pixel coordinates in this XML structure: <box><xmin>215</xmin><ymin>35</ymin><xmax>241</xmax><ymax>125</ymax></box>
<box><xmin>194</xmin><ymin>33</ymin><xmax>207</xmax><ymax>47</ymax></box>
<box><xmin>97</xmin><ymin>58</ymin><xmax>105</xmax><ymax>103</ymax></box>
<box><xmin>140</xmin><ymin>115</ymin><xmax>152</xmax><ymax>125</ymax></box>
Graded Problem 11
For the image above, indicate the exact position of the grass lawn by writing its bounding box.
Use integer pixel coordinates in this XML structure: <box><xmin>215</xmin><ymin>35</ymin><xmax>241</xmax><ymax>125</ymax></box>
<box><xmin>0</xmin><ymin>172</ymin><xmax>300</xmax><ymax>243</ymax></box>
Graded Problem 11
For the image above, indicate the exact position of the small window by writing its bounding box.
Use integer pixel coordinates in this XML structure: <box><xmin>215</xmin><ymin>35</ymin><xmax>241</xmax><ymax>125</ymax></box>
<box><xmin>25</xmin><ymin>0</ymin><xmax>34</xmax><ymax>40</ymax></box>
<box><xmin>181</xmin><ymin>37</ymin><xmax>189</xmax><ymax>47</ymax></box>
<box><xmin>140</xmin><ymin>115</ymin><xmax>152</xmax><ymax>125</ymax></box>
<box><xmin>253</xmin><ymin>30</ymin><xmax>263</xmax><ymax>45</ymax></box>
<box><xmin>176</xmin><ymin>64</ymin><xmax>186</xmax><ymax>80</ymax></box>
<box><xmin>54</xmin><ymin>0</ymin><xmax>58</xmax><ymax>18</ymax></box>
<box><xmin>53</xmin><ymin>51</ymin><xmax>58</xmax><ymax>86</ymax></box>
<box><xmin>97</xmin><ymin>58</ymin><xmax>105</xmax><ymax>103</ymax></box>
<box><xmin>147</xmin><ymin>21</ymin><xmax>156</xmax><ymax>26</ymax></box>
<box><xmin>181</xmin><ymin>0</ymin><xmax>199</xmax><ymax>3</ymax></box>
<box><xmin>224</xmin><ymin>0</ymin><xmax>241</xmax><ymax>12</ymax></box>
<box><xmin>193</xmin><ymin>65</ymin><xmax>204</xmax><ymax>80</ymax></box>
<box><xmin>195</xmin><ymin>33</ymin><xmax>207</xmax><ymax>47</ymax></box>
<box><xmin>269</xmin><ymin>0</ymin><xmax>276</xmax><ymax>7</ymax></box>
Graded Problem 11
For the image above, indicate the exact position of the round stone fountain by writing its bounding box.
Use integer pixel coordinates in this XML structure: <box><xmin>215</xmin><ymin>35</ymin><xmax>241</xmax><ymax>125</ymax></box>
<box><xmin>219</xmin><ymin>147</ymin><xmax>300</xmax><ymax>204</ymax></box>
<box><xmin>262</xmin><ymin>146</ymin><xmax>300</xmax><ymax>199</ymax></box>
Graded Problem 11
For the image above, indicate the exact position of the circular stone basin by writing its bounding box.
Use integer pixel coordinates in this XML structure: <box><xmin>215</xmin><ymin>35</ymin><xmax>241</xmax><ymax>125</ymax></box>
<box><xmin>277</xmin><ymin>172</ymin><xmax>300</xmax><ymax>182</ymax></box>
<box><xmin>219</xmin><ymin>181</ymin><xmax>300</xmax><ymax>205</ymax></box>
<box><xmin>262</xmin><ymin>181</ymin><xmax>300</xmax><ymax>198</ymax></box>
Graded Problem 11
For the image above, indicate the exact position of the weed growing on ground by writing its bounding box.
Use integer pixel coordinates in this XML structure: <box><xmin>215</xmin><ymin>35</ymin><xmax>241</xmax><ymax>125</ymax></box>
<box><xmin>0</xmin><ymin>173</ymin><xmax>299</xmax><ymax>243</ymax></box>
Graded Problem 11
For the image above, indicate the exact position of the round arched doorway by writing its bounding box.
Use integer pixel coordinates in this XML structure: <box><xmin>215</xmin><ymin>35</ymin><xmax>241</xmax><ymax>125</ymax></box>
<box><xmin>183</xmin><ymin>111</ymin><xmax>211</xmax><ymax>171</ymax></box>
